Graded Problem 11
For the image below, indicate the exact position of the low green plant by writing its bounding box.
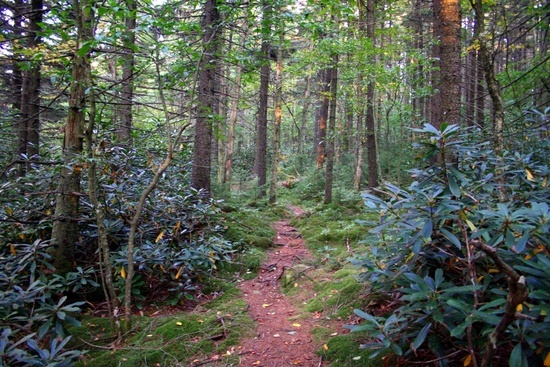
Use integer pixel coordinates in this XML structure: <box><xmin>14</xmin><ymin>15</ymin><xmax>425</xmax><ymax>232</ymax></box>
<box><xmin>349</xmin><ymin>123</ymin><xmax>550</xmax><ymax>366</ymax></box>
<box><xmin>0</xmin><ymin>240</ymin><xmax>86</xmax><ymax>366</ymax></box>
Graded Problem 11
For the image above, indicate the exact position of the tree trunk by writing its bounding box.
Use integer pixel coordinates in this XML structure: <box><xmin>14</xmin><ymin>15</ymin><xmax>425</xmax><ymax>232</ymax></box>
<box><xmin>84</xmin><ymin>64</ymin><xmax>119</xmax><ymax>328</ymax></box>
<box><xmin>17</xmin><ymin>0</ymin><xmax>42</xmax><ymax>175</ymax></box>
<box><xmin>253</xmin><ymin>0</ymin><xmax>271</xmax><ymax>197</ymax></box>
<box><xmin>315</xmin><ymin>68</ymin><xmax>331</xmax><ymax>169</ymax></box>
<box><xmin>51</xmin><ymin>0</ymin><xmax>92</xmax><ymax>274</ymax></box>
<box><xmin>224</xmin><ymin>25</ymin><xmax>248</xmax><ymax>186</ymax></box>
<box><xmin>470</xmin><ymin>0</ymin><xmax>504</xmax><ymax>154</ymax></box>
<box><xmin>353</xmin><ymin>78</ymin><xmax>365</xmax><ymax>191</ymax></box>
<box><xmin>365</xmin><ymin>0</ymin><xmax>378</xmax><ymax>189</ymax></box>
<box><xmin>191</xmin><ymin>0</ymin><xmax>221</xmax><ymax>195</ymax></box>
<box><xmin>324</xmin><ymin>57</ymin><xmax>338</xmax><ymax>204</ymax></box>
<box><xmin>438</xmin><ymin>0</ymin><xmax>461</xmax><ymax>126</ymax></box>
<box><xmin>299</xmin><ymin>70</ymin><xmax>312</xmax><ymax>155</ymax></box>
<box><xmin>269</xmin><ymin>32</ymin><xmax>283</xmax><ymax>204</ymax></box>
<box><xmin>116</xmin><ymin>0</ymin><xmax>136</xmax><ymax>146</ymax></box>
<box><xmin>431</xmin><ymin>0</ymin><xmax>442</xmax><ymax>130</ymax></box>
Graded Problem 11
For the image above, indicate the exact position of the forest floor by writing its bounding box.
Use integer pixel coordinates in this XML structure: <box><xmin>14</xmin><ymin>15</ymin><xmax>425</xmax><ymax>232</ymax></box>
<box><xmin>196</xmin><ymin>205</ymin><xmax>339</xmax><ymax>366</ymax></box>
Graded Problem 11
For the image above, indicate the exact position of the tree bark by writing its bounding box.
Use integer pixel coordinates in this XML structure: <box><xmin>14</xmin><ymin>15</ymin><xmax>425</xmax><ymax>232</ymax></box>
<box><xmin>470</xmin><ymin>0</ymin><xmax>504</xmax><ymax>154</ymax></box>
<box><xmin>17</xmin><ymin>0</ymin><xmax>42</xmax><ymax>175</ymax></box>
<box><xmin>365</xmin><ymin>0</ymin><xmax>378</xmax><ymax>189</ymax></box>
<box><xmin>315</xmin><ymin>68</ymin><xmax>331</xmax><ymax>169</ymax></box>
<box><xmin>438</xmin><ymin>0</ymin><xmax>461</xmax><ymax>127</ymax></box>
<box><xmin>224</xmin><ymin>25</ymin><xmax>248</xmax><ymax>186</ymax></box>
<box><xmin>324</xmin><ymin>56</ymin><xmax>338</xmax><ymax>204</ymax></box>
<box><xmin>191</xmin><ymin>0</ymin><xmax>221</xmax><ymax>195</ymax></box>
<box><xmin>269</xmin><ymin>32</ymin><xmax>283</xmax><ymax>204</ymax></box>
<box><xmin>116</xmin><ymin>0</ymin><xmax>136</xmax><ymax>146</ymax></box>
<box><xmin>253</xmin><ymin>0</ymin><xmax>271</xmax><ymax>197</ymax></box>
<box><xmin>51</xmin><ymin>0</ymin><xmax>92</xmax><ymax>274</ymax></box>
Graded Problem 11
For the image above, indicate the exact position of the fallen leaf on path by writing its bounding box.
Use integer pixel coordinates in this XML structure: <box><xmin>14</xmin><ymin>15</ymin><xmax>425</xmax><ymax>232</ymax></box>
<box><xmin>273</xmin><ymin>334</ymin><xmax>280</xmax><ymax>337</ymax></box>
<box><xmin>252</xmin><ymin>361</ymin><xmax>261</xmax><ymax>365</ymax></box>
<box><xmin>262</xmin><ymin>303</ymin><xmax>271</xmax><ymax>308</ymax></box>
<box><xmin>292</xmin><ymin>323</ymin><xmax>301</xmax><ymax>327</ymax></box>
<box><xmin>323</xmin><ymin>344</ymin><xmax>329</xmax><ymax>350</ymax></box>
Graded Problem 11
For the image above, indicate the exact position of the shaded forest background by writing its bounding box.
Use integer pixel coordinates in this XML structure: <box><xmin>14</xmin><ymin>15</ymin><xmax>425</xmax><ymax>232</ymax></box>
<box><xmin>0</xmin><ymin>0</ymin><xmax>549</xmax><ymax>365</ymax></box>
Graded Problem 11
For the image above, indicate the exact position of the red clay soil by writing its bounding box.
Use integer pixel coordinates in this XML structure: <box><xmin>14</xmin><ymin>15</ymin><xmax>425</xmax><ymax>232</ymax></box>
<box><xmin>236</xmin><ymin>207</ymin><xmax>325</xmax><ymax>367</ymax></box>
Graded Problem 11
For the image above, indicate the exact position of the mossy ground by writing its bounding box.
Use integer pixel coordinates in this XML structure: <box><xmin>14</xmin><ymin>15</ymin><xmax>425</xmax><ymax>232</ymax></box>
<box><xmin>68</xmin><ymin>194</ymin><xmax>384</xmax><ymax>367</ymax></box>
<box><xmin>70</xmin><ymin>203</ymin><xmax>280</xmax><ymax>367</ymax></box>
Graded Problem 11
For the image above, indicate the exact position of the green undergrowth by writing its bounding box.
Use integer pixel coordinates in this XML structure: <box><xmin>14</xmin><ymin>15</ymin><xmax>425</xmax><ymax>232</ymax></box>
<box><xmin>319</xmin><ymin>333</ymin><xmax>394</xmax><ymax>367</ymax></box>
<box><xmin>281</xmin><ymin>198</ymin><xmax>389</xmax><ymax>364</ymax></box>
<box><xmin>69</xmin><ymin>202</ymin><xmax>282</xmax><ymax>367</ymax></box>
<box><xmin>71</xmin><ymin>293</ymin><xmax>253</xmax><ymax>367</ymax></box>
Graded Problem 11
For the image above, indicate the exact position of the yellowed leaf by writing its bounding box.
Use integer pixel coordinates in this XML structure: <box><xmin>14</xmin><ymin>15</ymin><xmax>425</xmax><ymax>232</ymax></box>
<box><xmin>175</xmin><ymin>266</ymin><xmax>183</xmax><ymax>280</ymax></box>
<box><xmin>155</xmin><ymin>231</ymin><xmax>164</xmax><ymax>243</ymax></box>
<box><xmin>526</xmin><ymin>168</ymin><xmax>535</xmax><ymax>181</ymax></box>
<box><xmin>465</xmin><ymin>219</ymin><xmax>476</xmax><ymax>231</ymax></box>
<box><xmin>292</xmin><ymin>323</ymin><xmax>301</xmax><ymax>328</ymax></box>
<box><xmin>294</xmin><ymin>283</ymin><xmax>298</xmax><ymax>288</ymax></box>
<box><xmin>323</xmin><ymin>344</ymin><xmax>329</xmax><ymax>351</ymax></box>
<box><xmin>120</xmin><ymin>267</ymin><xmax>126</xmax><ymax>279</ymax></box>
<box><xmin>176</xmin><ymin>322</ymin><xmax>183</xmax><ymax>326</ymax></box>
<box><xmin>262</xmin><ymin>303</ymin><xmax>271</xmax><ymax>308</ymax></box>
<box><xmin>542</xmin><ymin>177</ymin><xmax>548</xmax><ymax>187</ymax></box>
<box><xmin>9</xmin><ymin>244</ymin><xmax>16</xmax><ymax>256</ymax></box>
<box><xmin>544</xmin><ymin>352</ymin><xmax>550</xmax><ymax>367</ymax></box>
<box><xmin>464</xmin><ymin>354</ymin><xmax>472</xmax><ymax>366</ymax></box>
<box><xmin>252</xmin><ymin>361</ymin><xmax>261</xmax><ymax>366</ymax></box>
<box><xmin>19</xmin><ymin>233</ymin><xmax>25</xmax><ymax>240</ymax></box>
<box><xmin>516</xmin><ymin>303</ymin><xmax>523</xmax><ymax>312</ymax></box>
<box><xmin>173</xmin><ymin>221</ymin><xmax>181</xmax><ymax>235</ymax></box>
<box><xmin>4</xmin><ymin>206</ymin><xmax>12</xmax><ymax>216</ymax></box>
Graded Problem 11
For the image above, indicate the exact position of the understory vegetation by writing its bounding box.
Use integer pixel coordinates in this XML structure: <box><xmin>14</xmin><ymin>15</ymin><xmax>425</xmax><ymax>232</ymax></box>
<box><xmin>1</xmin><ymin>119</ymin><xmax>549</xmax><ymax>366</ymax></box>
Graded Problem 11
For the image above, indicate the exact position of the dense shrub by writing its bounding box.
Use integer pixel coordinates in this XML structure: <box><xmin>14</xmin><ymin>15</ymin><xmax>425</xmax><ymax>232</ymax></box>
<box><xmin>349</xmin><ymin>123</ymin><xmax>550</xmax><ymax>366</ymax></box>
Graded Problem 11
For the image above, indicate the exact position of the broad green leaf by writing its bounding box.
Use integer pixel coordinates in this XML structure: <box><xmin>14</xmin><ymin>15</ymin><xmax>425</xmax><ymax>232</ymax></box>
<box><xmin>440</xmin><ymin>228</ymin><xmax>462</xmax><ymax>249</ymax></box>
<box><xmin>411</xmin><ymin>323</ymin><xmax>431</xmax><ymax>351</ymax></box>
<box><xmin>509</xmin><ymin>343</ymin><xmax>527</xmax><ymax>367</ymax></box>
<box><xmin>447</xmin><ymin>173</ymin><xmax>460</xmax><ymax>196</ymax></box>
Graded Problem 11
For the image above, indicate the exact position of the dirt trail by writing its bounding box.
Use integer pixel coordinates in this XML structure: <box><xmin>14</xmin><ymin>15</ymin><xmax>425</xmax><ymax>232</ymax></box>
<box><xmin>237</xmin><ymin>207</ymin><xmax>324</xmax><ymax>367</ymax></box>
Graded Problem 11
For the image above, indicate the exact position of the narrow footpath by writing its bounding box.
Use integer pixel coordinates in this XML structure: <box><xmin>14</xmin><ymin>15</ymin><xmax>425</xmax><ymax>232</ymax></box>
<box><xmin>237</xmin><ymin>208</ymin><xmax>323</xmax><ymax>367</ymax></box>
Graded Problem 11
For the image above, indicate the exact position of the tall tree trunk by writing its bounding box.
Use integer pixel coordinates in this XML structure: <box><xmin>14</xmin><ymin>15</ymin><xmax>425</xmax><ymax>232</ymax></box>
<box><xmin>224</xmin><ymin>25</ymin><xmax>248</xmax><ymax>186</ymax></box>
<box><xmin>116</xmin><ymin>0</ymin><xmax>136</xmax><ymax>146</ymax></box>
<box><xmin>299</xmin><ymin>71</ymin><xmax>312</xmax><ymax>155</ymax></box>
<box><xmin>365</xmin><ymin>0</ymin><xmax>378</xmax><ymax>188</ymax></box>
<box><xmin>324</xmin><ymin>56</ymin><xmax>338</xmax><ymax>204</ymax></box>
<box><xmin>438</xmin><ymin>0</ymin><xmax>461</xmax><ymax>126</ymax></box>
<box><xmin>269</xmin><ymin>32</ymin><xmax>283</xmax><ymax>204</ymax></box>
<box><xmin>431</xmin><ymin>0</ymin><xmax>442</xmax><ymax>130</ymax></box>
<box><xmin>475</xmin><ymin>47</ymin><xmax>486</xmax><ymax>128</ymax></box>
<box><xmin>470</xmin><ymin>0</ymin><xmax>504</xmax><ymax>154</ymax></box>
<box><xmin>315</xmin><ymin>68</ymin><xmax>331</xmax><ymax>169</ymax></box>
<box><xmin>191</xmin><ymin>0</ymin><xmax>221</xmax><ymax>195</ymax></box>
<box><xmin>17</xmin><ymin>0</ymin><xmax>42</xmax><ymax>175</ymax></box>
<box><xmin>51</xmin><ymin>0</ymin><xmax>93</xmax><ymax>274</ymax></box>
<box><xmin>84</xmin><ymin>64</ymin><xmax>119</xmax><ymax>328</ymax></box>
<box><xmin>10</xmin><ymin>0</ymin><xmax>23</xmax><ymax>153</ymax></box>
<box><xmin>253</xmin><ymin>0</ymin><xmax>271</xmax><ymax>197</ymax></box>
<box><xmin>353</xmin><ymin>78</ymin><xmax>365</xmax><ymax>191</ymax></box>
<box><xmin>464</xmin><ymin>17</ymin><xmax>476</xmax><ymax>126</ymax></box>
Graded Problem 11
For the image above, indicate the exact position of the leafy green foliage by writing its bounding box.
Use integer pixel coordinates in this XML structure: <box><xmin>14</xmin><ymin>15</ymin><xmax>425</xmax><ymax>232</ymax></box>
<box><xmin>349</xmin><ymin>123</ymin><xmax>550</xmax><ymax>365</ymax></box>
<box><xmin>0</xmin><ymin>240</ymin><xmax>86</xmax><ymax>366</ymax></box>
